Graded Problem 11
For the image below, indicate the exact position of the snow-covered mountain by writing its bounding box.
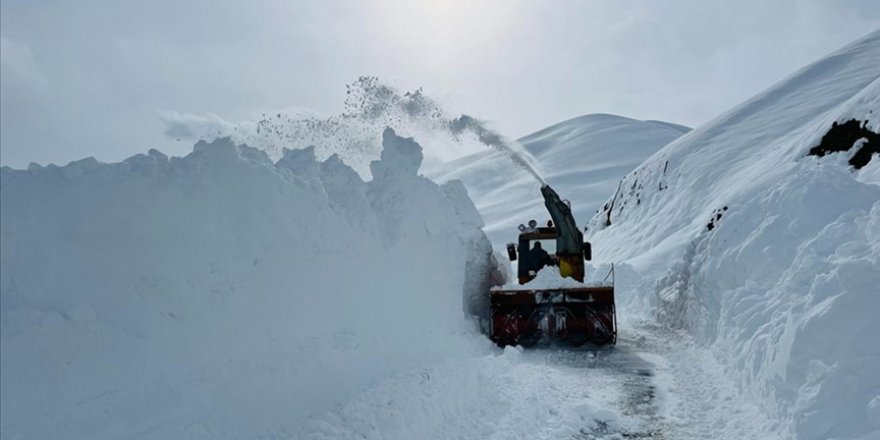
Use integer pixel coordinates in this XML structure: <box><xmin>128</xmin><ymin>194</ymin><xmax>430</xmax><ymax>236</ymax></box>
<box><xmin>425</xmin><ymin>114</ymin><xmax>689</xmax><ymax>247</ymax></box>
<box><xmin>586</xmin><ymin>30</ymin><xmax>880</xmax><ymax>439</ymax></box>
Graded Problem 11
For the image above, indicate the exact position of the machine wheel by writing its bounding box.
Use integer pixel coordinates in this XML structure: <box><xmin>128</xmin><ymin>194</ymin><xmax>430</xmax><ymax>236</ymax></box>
<box><xmin>516</xmin><ymin>308</ymin><xmax>544</xmax><ymax>347</ymax></box>
<box><xmin>564</xmin><ymin>331</ymin><xmax>588</xmax><ymax>347</ymax></box>
<box><xmin>516</xmin><ymin>327</ymin><xmax>542</xmax><ymax>347</ymax></box>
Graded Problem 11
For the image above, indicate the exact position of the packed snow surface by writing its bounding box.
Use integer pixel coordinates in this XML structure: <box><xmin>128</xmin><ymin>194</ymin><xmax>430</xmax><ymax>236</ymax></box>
<box><xmin>586</xmin><ymin>29</ymin><xmax>880</xmax><ymax>439</ymax></box>
<box><xmin>493</xmin><ymin>266</ymin><xmax>609</xmax><ymax>291</ymax></box>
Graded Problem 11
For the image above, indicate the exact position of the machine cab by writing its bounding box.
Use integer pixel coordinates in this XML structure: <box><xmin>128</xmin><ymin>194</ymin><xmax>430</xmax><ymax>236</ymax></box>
<box><xmin>505</xmin><ymin>220</ymin><xmax>592</xmax><ymax>285</ymax></box>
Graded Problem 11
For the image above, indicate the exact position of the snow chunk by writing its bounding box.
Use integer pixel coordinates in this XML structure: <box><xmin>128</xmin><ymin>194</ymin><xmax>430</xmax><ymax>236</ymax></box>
<box><xmin>370</xmin><ymin>127</ymin><xmax>423</xmax><ymax>179</ymax></box>
<box><xmin>496</xmin><ymin>266</ymin><xmax>590</xmax><ymax>290</ymax></box>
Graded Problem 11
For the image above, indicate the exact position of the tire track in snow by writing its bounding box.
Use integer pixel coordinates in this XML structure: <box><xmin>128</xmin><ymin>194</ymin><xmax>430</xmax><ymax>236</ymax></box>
<box><xmin>519</xmin><ymin>328</ymin><xmax>671</xmax><ymax>439</ymax></box>
<box><xmin>297</xmin><ymin>322</ymin><xmax>773</xmax><ymax>439</ymax></box>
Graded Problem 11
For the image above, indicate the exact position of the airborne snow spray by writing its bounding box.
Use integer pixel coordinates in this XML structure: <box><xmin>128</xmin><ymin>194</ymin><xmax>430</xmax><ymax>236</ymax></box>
<box><xmin>449</xmin><ymin>115</ymin><xmax>547</xmax><ymax>186</ymax></box>
<box><xmin>205</xmin><ymin>78</ymin><xmax>548</xmax><ymax>184</ymax></box>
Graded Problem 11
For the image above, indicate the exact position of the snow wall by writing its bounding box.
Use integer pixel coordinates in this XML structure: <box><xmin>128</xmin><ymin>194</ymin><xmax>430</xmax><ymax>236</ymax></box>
<box><xmin>0</xmin><ymin>128</ymin><xmax>494</xmax><ymax>438</ymax></box>
<box><xmin>587</xmin><ymin>31</ymin><xmax>880</xmax><ymax>438</ymax></box>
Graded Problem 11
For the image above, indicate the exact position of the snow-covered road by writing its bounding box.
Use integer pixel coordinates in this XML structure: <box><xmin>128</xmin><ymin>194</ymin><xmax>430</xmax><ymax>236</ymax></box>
<box><xmin>493</xmin><ymin>320</ymin><xmax>778</xmax><ymax>440</ymax></box>
<box><xmin>494</xmin><ymin>322</ymin><xmax>772</xmax><ymax>440</ymax></box>
<box><xmin>600</xmin><ymin>322</ymin><xmax>775</xmax><ymax>440</ymax></box>
<box><xmin>297</xmin><ymin>318</ymin><xmax>776</xmax><ymax>440</ymax></box>
<box><xmin>520</xmin><ymin>329</ymin><xmax>670</xmax><ymax>439</ymax></box>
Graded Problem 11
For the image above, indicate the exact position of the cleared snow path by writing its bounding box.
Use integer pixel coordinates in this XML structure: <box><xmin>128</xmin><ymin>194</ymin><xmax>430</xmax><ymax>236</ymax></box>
<box><xmin>298</xmin><ymin>320</ymin><xmax>776</xmax><ymax>440</ymax></box>
<box><xmin>610</xmin><ymin>322</ymin><xmax>778</xmax><ymax>440</ymax></box>
<box><xmin>502</xmin><ymin>321</ymin><xmax>776</xmax><ymax>440</ymax></box>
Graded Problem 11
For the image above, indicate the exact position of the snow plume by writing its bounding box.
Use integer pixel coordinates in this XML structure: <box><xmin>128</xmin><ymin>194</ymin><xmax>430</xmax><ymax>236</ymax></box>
<box><xmin>0</xmin><ymin>128</ymin><xmax>495</xmax><ymax>438</ymax></box>
<box><xmin>449</xmin><ymin>114</ymin><xmax>546</xmax><ymax>185</ymax></box>
<box><xmin>159</xmin><ymin>77</ymin><xmax>545</xmax><ymax>183</ymax></box>
<box><xmin>159</xmin><ymin>110</ymin><xmax>241</xmax><ymax>141</ymax></box>
<box><xmin>587</xmin><ymin>30</ymin><xmax>880</xmax><ymax>439</ymax></box>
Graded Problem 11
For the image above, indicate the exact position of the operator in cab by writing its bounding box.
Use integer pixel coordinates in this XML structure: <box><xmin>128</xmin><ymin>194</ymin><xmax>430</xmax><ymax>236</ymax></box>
<box><xmin>529</xmin><ymin>241</ymin><xmax>554</xmax><ymax>273</ymax></box>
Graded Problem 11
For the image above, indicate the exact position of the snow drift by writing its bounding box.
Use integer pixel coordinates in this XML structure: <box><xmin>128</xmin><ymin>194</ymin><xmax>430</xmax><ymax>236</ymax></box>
<box><xmin>427</xmin><ymin>114</ymin><xmax>689</xmax><ymax>247</ymax></box>
<box><xmin>0</xmin><ymin>128</ymin><xmax>494</xmax><ymax>438</ymax></box>
<box><xmin>587</xmin><ymin>30</ymin><xmax>880</xmax><ymax>438</ymax></box>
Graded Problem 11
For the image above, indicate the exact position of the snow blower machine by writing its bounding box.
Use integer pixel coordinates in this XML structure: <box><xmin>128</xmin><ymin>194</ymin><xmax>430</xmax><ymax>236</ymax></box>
<box><xmin>489</xmin><ymin>185</ymin><xmax>616</xmax><ymax>347</ymax></box>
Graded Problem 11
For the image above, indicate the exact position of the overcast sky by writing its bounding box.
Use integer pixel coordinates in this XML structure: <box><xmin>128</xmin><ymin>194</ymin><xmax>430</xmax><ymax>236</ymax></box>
<box><xmin>2</xmin><ymin>0</ymin><xmax>879</xmax><ymax>168</ymax></box>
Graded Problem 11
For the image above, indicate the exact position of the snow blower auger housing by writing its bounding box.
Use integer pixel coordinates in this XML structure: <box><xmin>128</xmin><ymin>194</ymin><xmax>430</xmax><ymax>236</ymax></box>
<box><xmin>489</xmin><ymin>185</ymin><xmax>616</xmax><ymax>347</ymax></box>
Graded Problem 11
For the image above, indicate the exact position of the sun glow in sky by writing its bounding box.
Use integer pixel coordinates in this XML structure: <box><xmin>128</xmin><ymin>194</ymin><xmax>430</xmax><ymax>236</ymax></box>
<box><xmin>1</xmin><ymin>0</ymin><xmax>878</xmax><ymax>167</ymax></box>
<box><xmin>371</xmin><ymin>0</ymin><xmax>519</xmax><ymax>71</ymax></box>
